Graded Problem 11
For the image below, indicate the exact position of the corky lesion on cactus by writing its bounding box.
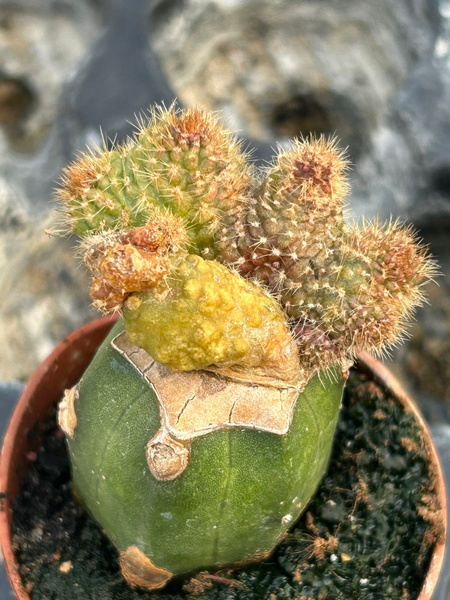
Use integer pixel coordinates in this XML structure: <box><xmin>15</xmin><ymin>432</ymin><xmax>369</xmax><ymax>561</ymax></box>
<box><xmin>54</xmin><ymin>104</ymin><xmax>436</xmax><ymax>591</ymax></box>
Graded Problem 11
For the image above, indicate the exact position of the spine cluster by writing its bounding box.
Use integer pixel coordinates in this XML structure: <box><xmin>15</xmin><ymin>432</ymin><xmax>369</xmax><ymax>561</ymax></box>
<box><xmin>56</xmin><ymin>106</ymin><xmax>436</xmax><ymax>382</ymax></box>
<box><xmin>57</xmin><ymin>106</ymin><xmax>250</xmax><ymax>258</ymax></box>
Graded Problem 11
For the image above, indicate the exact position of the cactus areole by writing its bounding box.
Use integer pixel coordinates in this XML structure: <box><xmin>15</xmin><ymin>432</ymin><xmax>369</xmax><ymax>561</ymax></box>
<box><xmin>55</xmin><ymin>105</ymin><xmax>435</xmax><ymax>590</ymax></box>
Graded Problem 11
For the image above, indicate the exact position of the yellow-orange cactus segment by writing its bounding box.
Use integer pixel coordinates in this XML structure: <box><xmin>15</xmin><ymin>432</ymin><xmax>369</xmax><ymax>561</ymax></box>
<box><xmin>123</xmin><ymin>254</ymin><xmax>302</xmax><ymax>386</ymax></box>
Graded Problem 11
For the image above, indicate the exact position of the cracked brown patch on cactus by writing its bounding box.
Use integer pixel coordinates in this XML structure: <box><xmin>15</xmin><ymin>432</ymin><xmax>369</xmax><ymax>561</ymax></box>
<box><xmin>146</xmin><ymin>430</ymin><xmax>191</xmax><ymax>481</ymax></box>
<box><xmin>119</xmin><ymin>546</ymin><xmax>173</xmax><ymax>591</ymax></box>
<box><xmin>112</xmin><ymin>330</ymin><xmax>301</xmax><ymax>444</ymax></box>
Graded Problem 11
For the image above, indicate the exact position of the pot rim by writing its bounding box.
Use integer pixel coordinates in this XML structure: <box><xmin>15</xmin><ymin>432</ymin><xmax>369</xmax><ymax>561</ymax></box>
<box><xmin>0</xmin><ymin>321</ymin><xmax>447</xmax><ymax>600</ymax></box>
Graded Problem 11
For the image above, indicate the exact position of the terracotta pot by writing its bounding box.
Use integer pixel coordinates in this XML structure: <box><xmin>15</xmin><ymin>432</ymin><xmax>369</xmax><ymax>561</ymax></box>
<box><xmin>0</xmin><ymin>314</ymin><xmax>119</xmax><ymax>600</ymax></box>
<box><xmin>0</xmin><ymin>318</ymin><xmax>447</xmax><ymax>600</ymax></box>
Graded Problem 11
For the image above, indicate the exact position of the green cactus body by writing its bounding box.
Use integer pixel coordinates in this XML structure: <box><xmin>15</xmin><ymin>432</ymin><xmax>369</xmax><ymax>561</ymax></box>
<box><xmin>63</xmin><ymin>145</ymin><xmax>166</xmax><ymax>235</ymax></box>
<box><xmin>64</xmin><ymin>321</ymin><xmax>344</xmax><ymax>585</ymax></box>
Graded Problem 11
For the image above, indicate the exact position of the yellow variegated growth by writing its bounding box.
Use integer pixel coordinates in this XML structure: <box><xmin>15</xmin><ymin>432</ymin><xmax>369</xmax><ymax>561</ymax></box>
<box><xmin>123</xmin><ymin>254</ymin><xmax>301</xmax><ymax>386</ymax></box>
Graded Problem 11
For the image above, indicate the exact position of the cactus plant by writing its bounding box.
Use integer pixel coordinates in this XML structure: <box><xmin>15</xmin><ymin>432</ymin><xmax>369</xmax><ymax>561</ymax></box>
<box><xmin>54</xmin><ymin>105</ymin><xmax>435</xmax><ymax>591</ymax></box>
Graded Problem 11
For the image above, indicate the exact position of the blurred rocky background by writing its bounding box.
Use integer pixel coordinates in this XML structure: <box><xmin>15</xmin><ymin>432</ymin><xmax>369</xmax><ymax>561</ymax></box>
<box><xmin>0</xmin><ymin>0</ymin><xmax>450</xmax><ymax>596</ymax></box>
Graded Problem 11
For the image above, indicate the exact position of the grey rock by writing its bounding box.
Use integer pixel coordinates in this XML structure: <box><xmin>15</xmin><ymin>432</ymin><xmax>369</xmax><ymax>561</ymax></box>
<box><xmin>0</xmin><ymin>224</ymin><xmax>97</xmax><ymax>380</ymax></box>
<box><xmin>0</xmin><ymin>0</ymin><xmax>106</xmax><ymax>381</ymax></box>
<box><xmin>0</xmin><ymin>0</ymin><xmax>173</xmax><ymax>380</ymax></box>
<box><xmin>0</xmin><ymin>0</ymin><xmax>105</xmax><ymax>212</ymax></box>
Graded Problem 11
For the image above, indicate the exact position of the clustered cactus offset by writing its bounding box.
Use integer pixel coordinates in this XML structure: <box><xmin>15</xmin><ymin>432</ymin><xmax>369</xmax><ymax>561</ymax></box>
<box><xmin>55</xmin><ymin>105</ymin><xmax>435</xmax><ymax>591</ymax></box>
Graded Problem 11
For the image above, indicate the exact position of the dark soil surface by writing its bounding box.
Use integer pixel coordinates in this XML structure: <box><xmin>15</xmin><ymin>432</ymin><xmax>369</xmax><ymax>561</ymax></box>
<box><xmin>10</xmin><ymin>370</ymin><xmax>444</xmax><ymax>600</ymax></box>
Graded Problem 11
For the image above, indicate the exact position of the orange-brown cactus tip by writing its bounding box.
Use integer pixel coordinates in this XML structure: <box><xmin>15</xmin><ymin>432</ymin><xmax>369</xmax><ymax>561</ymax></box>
<box><xmin>90</xmin><ymin>277</ymin><xmax>128</xmax><ymax>314</ymax></box>
<box><xmin>122</xmin><ymin>217</ymin><xmax>187</xmax><ymax>254</ymax></box>
<box><xmin>269</xmin><ymin>136</ymin><xmax>350</xmax><ymax>205</ymax></box>
<box><xmin>349</xmin><ymin>218</ymin><xmax>437</xmax><ymax>290</ymax></box>
<box><xmin>57</xmin><ymin>150</ymin><xmax>104</xmax><ymax>202</ymax></box>
<box><xmin>148</xmin><ymin>105</ymin><xmax>240</xmax><ymax>152</ymax></box>
<box><xmin>321</xmin><ymin>218</ymin><xmax>438</xmax><ymax>360</ymax></box>
<box><xmin>55</xmin><ymin>146</ymin><xmax>121</xmax><ymax>236</ymax></box>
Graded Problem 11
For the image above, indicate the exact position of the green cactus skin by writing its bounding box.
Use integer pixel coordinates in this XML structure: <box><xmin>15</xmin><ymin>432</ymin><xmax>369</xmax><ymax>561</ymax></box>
<box><xmin>65</xmin><ymin>321</ymin><xmax>344</xmax><ymax>583</ymax></box>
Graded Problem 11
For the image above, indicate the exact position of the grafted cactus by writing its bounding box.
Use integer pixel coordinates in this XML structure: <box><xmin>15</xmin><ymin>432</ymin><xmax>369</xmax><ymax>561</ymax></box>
<box><xmin>55</xmin><ymin>106</ymin><xmax>434</xmax><ymax>591</ymax></box>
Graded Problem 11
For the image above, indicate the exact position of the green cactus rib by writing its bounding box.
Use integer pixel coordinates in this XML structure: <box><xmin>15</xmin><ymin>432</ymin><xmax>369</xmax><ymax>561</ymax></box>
<box><xmin>66</xmin><ymin>321</ymin><xmax>345</xmax><ymax>577</ymax></box>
